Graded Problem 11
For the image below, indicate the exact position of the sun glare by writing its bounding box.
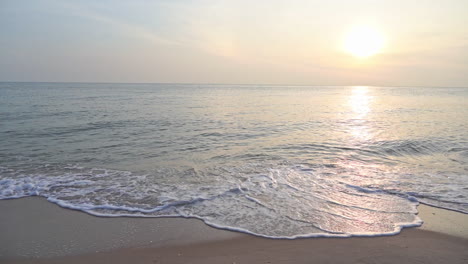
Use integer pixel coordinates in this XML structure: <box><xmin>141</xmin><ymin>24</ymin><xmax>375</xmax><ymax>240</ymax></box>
<box><xmin>344</xmin><ymin>26</ymin><xmax>386</xmax><ymax>58</ymax></box>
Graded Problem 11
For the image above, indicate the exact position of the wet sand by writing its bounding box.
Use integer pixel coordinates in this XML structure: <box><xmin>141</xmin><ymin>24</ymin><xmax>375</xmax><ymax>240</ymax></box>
<box><xmin>1</xmin><ymin>197</ymin><xmax>467</xmax><ymax>264</ymax></box>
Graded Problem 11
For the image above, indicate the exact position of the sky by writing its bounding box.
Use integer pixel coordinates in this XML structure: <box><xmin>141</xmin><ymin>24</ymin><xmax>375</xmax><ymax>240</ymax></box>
<box><xmin>1</xmin><ymin>0</ymin><xmax>467</xmax><ymax>86</ymax></box>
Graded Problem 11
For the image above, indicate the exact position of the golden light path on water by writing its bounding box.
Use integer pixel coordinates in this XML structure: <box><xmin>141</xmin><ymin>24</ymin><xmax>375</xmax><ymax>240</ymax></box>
<box><xmin>338</xmin><ymin>86</ymin><xmax>388</xmax><ymax>192</ymax></box>
<box><xmin>348</xmin><ymin>86</ymin><xmax>372</xmax><ymax>141</ymax></box>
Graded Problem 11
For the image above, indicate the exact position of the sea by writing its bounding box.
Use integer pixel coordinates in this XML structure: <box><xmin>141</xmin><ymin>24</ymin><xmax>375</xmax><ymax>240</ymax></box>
<box><xmin>1</xmin><ymin>82</ymin><xmax>467</xmax><ymax>238</ymax></box>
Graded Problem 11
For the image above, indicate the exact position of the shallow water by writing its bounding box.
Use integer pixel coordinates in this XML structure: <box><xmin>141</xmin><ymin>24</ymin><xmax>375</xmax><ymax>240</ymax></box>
<box><xmin>1</xmin><ymin>83</ymin><xmax>467</xmax><ymax>237</ymax></box>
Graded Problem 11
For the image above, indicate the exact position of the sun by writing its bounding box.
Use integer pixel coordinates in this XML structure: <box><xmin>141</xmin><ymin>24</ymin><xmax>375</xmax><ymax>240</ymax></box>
<box><xmin>344</xmin><ymin>26</ymin><xmax>386</xmax><ymax>58</ymax></box>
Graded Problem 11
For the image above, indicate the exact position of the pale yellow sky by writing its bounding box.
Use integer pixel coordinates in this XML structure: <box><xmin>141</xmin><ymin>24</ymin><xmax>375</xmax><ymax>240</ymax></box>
<box><xmin>1</xmin><ymin>0</ymin><xmax>467</xmax><ymax>86</ymax></box>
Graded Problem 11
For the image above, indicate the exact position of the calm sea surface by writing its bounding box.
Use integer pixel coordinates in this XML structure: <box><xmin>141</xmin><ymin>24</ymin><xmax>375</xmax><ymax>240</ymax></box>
<box><xmin>1</xmin><ymin>83</ymin><xmax>467</xmax><ymax>238</ymax></box>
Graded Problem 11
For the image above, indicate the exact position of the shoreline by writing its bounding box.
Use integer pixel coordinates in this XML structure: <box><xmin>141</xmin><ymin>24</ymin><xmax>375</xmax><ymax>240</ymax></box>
<box><xmin>1</xmin><ymin>197</ymin><xmax>467</xmax><ymax>263</ymax></box>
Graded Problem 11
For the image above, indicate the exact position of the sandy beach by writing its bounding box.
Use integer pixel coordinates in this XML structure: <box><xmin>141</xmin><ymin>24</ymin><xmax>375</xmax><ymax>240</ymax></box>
<box><xmin>1</xmin><ymin>197</ymin><xmax>467</xmax><ymax>264</ymax></box>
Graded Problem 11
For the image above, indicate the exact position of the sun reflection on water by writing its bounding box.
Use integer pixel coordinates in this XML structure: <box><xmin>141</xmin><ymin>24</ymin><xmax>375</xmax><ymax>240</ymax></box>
<box><xmin>347</xmin><ymin>86</ymin><xmax>373</xmax><ymax>141</ymax></box>
<box><xmin>335</xmin><ymin>87</ymin><xmax>386</xmax><ymax>189</ymax></box>
<box><xmin>350</xmin><ymin>86</ymin><xmax>370</xmax><ymax>118</ymax></box>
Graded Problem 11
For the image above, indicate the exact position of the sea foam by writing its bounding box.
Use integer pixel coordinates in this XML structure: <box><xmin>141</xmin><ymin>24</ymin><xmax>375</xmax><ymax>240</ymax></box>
<box><xmin>0</xmin><ymin>162</ymin><xmax>425</xmax><ymax>238</ymax></box>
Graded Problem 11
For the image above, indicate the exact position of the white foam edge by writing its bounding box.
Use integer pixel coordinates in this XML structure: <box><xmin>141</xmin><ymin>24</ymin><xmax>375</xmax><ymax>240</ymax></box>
<box><xmin>418</xmin><ymin>200</ymin><xmax>468</xmax><ymax>214</ymax></box>
<box><xmin>36</xmin><ymin>195</ymin><xmax>424</xmax><ymax>239</ymax></box>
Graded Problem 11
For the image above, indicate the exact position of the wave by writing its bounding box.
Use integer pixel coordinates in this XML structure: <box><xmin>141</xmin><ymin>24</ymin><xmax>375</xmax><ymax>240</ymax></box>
<box><xmin>0</xmin><ymin>162</ymin><xmax>437</xmax><ymax>238</ymax></box>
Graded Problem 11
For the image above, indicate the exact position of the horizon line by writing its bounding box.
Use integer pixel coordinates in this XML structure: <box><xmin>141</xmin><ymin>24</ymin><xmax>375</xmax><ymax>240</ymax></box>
<box><xmin>0</xmin><ymin>81</ymin><xmax>467</xmax><ymax>89</ymax></box>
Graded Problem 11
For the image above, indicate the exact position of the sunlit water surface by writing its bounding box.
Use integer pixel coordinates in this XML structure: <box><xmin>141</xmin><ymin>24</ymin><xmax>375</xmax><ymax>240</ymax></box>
<box><xmin>1</xmin><ymin>83</ymin><xmax>467</xmax><ymax>238</ymax></box>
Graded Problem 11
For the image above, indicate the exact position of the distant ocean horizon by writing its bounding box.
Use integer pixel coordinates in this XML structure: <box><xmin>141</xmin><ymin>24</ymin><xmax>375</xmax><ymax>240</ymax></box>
<box><xmin>1</xmin><ymin>82</ymin><xmax>467</xmax><ymax>238</ymax></box>
<box><xmin>2</xmin><ymin>81</ymin><xmax>468</xmax><ymax>88</ymax></box>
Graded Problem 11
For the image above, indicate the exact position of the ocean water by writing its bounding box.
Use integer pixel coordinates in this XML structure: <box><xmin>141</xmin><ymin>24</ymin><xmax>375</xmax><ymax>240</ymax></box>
<box><xmin>1</xmin><ymin>82</ymin><xmax>467</xmax><ymax>238</ymax></box>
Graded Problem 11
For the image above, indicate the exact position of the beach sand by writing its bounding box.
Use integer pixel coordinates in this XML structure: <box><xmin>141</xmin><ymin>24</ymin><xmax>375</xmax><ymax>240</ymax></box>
<box><xmin>1</xmin><ymin>197</ymin><xmax>467</xmax><ymax>264</ymax></box>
